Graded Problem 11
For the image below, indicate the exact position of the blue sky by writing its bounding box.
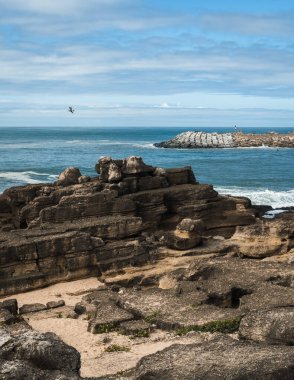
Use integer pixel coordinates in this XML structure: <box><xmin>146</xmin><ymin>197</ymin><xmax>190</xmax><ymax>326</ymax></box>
<box><xmin>1</xmin><ymin>0</ymin><xmax>294</xmax><ymax>127</ymax></box>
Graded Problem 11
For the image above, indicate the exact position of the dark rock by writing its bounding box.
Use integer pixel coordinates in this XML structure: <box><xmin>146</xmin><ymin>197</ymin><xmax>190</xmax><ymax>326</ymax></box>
<box><xmin>0</xmin><ymin>309</ymin><xmax>16</xmax><ymax>325</ymax></box>
<box><xmin>46</xmin><ymin>300</ymin><xmax>65</xmax><ymax>309</ymax></box>
<box><xmin>0</xmin><ymin>299</ymin><xmax>18</xmax><ymax>315</ymax></box>
<box><xmin>19</xmin><ymin>303</ymin><xmax>47</xmax><ymax>314</ymax></box>
<box><xmin>133</xmin><ymin>334</ymin><xmax>294</xmax><ymax>379</ymax></box>
<box><xmin>74</xmin><ymin>302</ymin><xmax>86</xmax><ymax>315</ymax></box>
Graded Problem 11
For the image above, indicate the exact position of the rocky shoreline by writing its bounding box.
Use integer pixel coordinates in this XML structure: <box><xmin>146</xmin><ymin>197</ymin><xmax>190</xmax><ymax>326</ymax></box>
<box><xmin>154</xmin><ymin>131</ymin><xmax>294</xmax><ymax>148</ymax></box>
<box><xmin>0</xmin><ymin>156</ymin><xmax>293</xmax><ymax>379</ymax></box>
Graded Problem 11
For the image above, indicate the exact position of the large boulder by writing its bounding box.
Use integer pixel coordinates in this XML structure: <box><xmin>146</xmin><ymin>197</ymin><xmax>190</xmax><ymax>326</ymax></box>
<box><xmin>96</xmin><ymin>156</ymin><xmax>123</xmax><ymax>183</ymax></box>
<box><xmin>239</xmin><ymin>307</ymin><xmax>294</xmax><ymax>345</ymax></box>
<box><xmin>57</xmin><ymin>167</ymin><xmax>82</xmax><ymax>186</ymax></box>
<box><xmin>0</xmin><ymin>326</ymin><xmax>81</xmax><ymax>379</ymax></box>
<box><xmin>165</xmin><ymin>218</ymin><xmax>204</xmax><ymax>250</ymax></box>
<box><xmin>133</xmin><ymin>334</ymin><xmax>294</xmax><ymax>379</ymax></box>
<box><xmin>228</xmin><ymin>213</ymin><xmax>294</xmax><ymax>258</ymax></box>
<box><xmin>122</xmin><ymin>156</ymin><xmax>155</xmax><ymax>175</ymax></box>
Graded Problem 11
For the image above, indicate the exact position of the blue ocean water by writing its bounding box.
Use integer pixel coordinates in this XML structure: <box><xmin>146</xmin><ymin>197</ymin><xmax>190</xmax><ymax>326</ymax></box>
<box><xmin>0</xmin><ymin>126</ymin><xmax>293</xmax><ymax>208</ymax></box>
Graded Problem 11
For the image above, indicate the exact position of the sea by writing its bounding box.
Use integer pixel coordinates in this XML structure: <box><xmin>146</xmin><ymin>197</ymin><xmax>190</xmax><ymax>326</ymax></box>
<box><xmin>0</xmin><ymin>126</ymin><xmax>293</xmax><ymax>209</ymax></box>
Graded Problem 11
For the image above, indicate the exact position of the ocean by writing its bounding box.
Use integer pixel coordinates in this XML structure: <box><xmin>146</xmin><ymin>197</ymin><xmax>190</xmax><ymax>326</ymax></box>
<box><xmin>0</xmin><ymin>126</ymin><xmax>293</xmax><ymax>208</ymax></box>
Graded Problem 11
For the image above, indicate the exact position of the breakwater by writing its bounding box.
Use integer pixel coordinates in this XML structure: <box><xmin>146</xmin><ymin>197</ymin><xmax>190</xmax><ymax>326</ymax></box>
<box><xmin>154</xmin><ymin>131</ymin><xmax>294</xmax><ymax>148</ymax></box>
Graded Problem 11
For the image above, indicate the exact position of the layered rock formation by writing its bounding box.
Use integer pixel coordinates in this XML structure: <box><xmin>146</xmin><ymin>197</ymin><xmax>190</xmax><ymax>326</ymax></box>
<box><xmin>0</xmin><ymin>155</ymin><xmax>293</xmax><ymax>379</ymax></box>
<box><xmin>0</xmin><ymin>156</ymin><xmax>256</xmax><ymax>296</ymax></box>
<box><xmin>155</xmin><ymin>130</ymin><xmax>294</xmax><ymax>148</ymax></box>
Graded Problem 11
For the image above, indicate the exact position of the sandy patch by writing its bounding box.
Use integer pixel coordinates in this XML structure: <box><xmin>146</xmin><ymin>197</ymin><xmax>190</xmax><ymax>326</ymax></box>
<box><xmin>1</xmin><ymin>277</ymin><xmax>103</xmax><ymax>307</ymax></box>
<box><xmin>0</xmin><ymin>276</ymin><xmax>209</xmax><ymax>377</ymax></box>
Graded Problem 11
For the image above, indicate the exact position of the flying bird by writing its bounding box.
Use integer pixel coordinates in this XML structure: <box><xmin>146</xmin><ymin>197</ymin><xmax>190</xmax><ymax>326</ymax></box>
<box><xmin>68</xmin><ymin>106</ymin><xmax>75</xmax><ymax>114</ymax></box>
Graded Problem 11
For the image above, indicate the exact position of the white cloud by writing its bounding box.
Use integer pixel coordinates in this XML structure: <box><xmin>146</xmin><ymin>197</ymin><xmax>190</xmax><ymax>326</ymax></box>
<box><xmin>199</xmin><ymin>12</ymin><xmax>294</xmax><ymax>37</ymax></box>
<box><xmin>0</xmin><ymin>0</ymin><xmax>128</xmax><ymax>16</ymax></box>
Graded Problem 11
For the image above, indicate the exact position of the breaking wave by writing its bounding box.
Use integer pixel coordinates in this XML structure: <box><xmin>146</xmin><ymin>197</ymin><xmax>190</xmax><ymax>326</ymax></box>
<box><xmin>216</xmin><ymin>186</ymin><xmax>294</xmax><ymax>208</ymax></box>
<box><xmin>0</xmin><ymin>171</ymin><xmax>58</xmax><ymax>193</ymax></box>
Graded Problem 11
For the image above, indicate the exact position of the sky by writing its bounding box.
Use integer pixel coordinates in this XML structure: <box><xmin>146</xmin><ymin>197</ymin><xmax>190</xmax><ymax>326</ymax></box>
<box><xmin>1</xmin><ymin>0</ymin><xmax>294</xmax><ymax>127</ymax></box>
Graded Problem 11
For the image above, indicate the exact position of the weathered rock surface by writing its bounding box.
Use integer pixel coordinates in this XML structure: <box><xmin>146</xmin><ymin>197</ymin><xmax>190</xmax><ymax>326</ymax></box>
<box><xmin>0</xmin><ymin>156</ymin><xmax>259</xmax><ymax>296</ymax></box>
<box><xmin>19</xmin><ymin>303</ymin><xmax>48</xmax><ymax>314</ymax></box>
<box><xmin>133</xmin><ymin>334</ymin><xmax>294</xmax><ymax>379</ymax></box>
<box><xmin>155</xmin><ymin>130</ymin><xmax>294</xmax><ymax>148</ymax></box>
<box><xmin>239</xmin><ymin>307</ymin><xmax>294</xmax><ymax>345</ymax></box>
<box><xmin>119</xmin><ymin>320</ymin><xmax>151</xmax><ymax>337</ymax></box>
<box><xmin>57</xmin><ymin>167</ymin><xmax>82</xmax><ymax>186</ymax></box>
<box><xmin>228</xmin><ymin>212</ymin><xmax>294</xmax><ymax>258</ymax></box>
<box><xmin>1</xmin><ymin>155</ymin><xmax>293</xmax><ymax>379</ymax></box>
<box><xmin>0</xmin><ymin>324</ymin><xmax>82</xmax><ymax>380</ymax></box>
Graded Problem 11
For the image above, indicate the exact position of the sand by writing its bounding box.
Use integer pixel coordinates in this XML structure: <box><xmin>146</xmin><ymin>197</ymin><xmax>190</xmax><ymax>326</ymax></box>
<box><xmin>1</xmin><ymin>277</ymin><xmax>207</xmax><ymax>378</ymax></box>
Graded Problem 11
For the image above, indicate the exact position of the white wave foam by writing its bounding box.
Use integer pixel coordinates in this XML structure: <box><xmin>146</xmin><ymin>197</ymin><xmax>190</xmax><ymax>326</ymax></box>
<box><xmin>216</xmin><ymin>186</ymin><xmax>294</xmax><ymax>208</ymax></box>
<box><xmin>263</xmin><ymin>210</ymin><xmax>287</xmax><ymax>219</ymax></box>
<box><xmin>0</xmin><ymin>171</ymin><xmax>57</xmax><ymax>184</ymax></box>
<box><xmin>235</xmin><ymin>145</ymin><xmax>289</xmax><ymax>150</ymax></box>
<box><xmin>66</xmin><ymin>140</ymin><xmax>94</xmax><ymax>145</ymax></box>
<box><xmin>96</xmin><ymin>141</ymin><xmax>156</xmax><ymax>149</ymax></box>
<box><xmin>132</xmin><ymin>143</ymin><xmax>156</xmax><ymax>149</ymax></box>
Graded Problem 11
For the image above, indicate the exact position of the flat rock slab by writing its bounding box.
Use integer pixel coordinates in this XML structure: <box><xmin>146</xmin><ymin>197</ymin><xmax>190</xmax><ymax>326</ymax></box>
<box><xmin>119</xmin><ymin>320</ymin><xmax>151</xmax><ymax>337</ymax></box>
<box><xmin>184</xmin><ymin>258</ymin><xmax>294</xmax><ymax>310</ymax></box>
<box><xmin>87</xmin><ymin>302</ymin><xmax>134</xmax><ymax>333</ymax></box>
<box><xmin>118</xmin><ymin>288</ymin><xmax>241</xmax><ymax>330</ymax></box>
<box><xmin>133</xmin><ymin>334</ymin><xmax>294</xmax><ymax>380</ymax></box>
<box><xmin>239</xmin><ymin>307</ymin><xmax>294</xmax><ymax>345</ymax></box>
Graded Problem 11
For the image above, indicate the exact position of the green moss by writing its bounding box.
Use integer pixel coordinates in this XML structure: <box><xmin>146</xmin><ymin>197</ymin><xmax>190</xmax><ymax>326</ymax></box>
<box><xmin>133</xmin><ymin>329</ymin><xmax>150</xmax><ymax>338</ymax></box>
<box><xmin>94</xmin><ymin>322</ymin><xmax>116</xmax><ymax>334</ymax></box>
<box><xmin>83</xmin><ymin>312</ymin><xmax>94</xmax><ymax>321</ymax></box>
<box><xmin>175</xmin><ymin>317</ymin><xmax>242</xmax><ymax>336</ymax></box>
<box><xmin>144</xmin><ymin>311</ymin><xmax>162</xmax><ymax>324</ymax></box>
<box><xmin>104</xmin><ymin>344</ymin><xmax>130</xmax><ymax>352</ymax></box>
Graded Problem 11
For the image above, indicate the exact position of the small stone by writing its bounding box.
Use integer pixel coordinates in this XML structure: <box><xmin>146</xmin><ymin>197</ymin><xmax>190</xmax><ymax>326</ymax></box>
<box><xmin>0</xmin><ymin>299</ymin><xmax>18</xmax><ymax>315</ymax></box>
<box><xmin>65</xmin><ymin>310</ymin><xmax>79</xmax><ymax>319</ymax></box>
<box><xmin>102</xmin><ymin>335</ymin><xmax>112</xmax><ymax>344</ymax></box>
<box><xmin>74</xmin><ymin>302</ymin><xmax>86</xmax><ymax>315</ymax></box>
<box><xmin>19</xmin><ymin>303</ymin><xmax>47</xmax><ymax>314</ymax></box>
<box><xmin>46</xmin><ymin>300</ymin><xmax>65</xmax><ymax>309</ymax></box>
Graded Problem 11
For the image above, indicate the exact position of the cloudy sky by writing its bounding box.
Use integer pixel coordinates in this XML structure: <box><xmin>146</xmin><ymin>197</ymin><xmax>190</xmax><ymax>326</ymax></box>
<box><xmin>1</xmin><ymin>0</ymin><xmax>294</xmax><ymax>127</ymax></box>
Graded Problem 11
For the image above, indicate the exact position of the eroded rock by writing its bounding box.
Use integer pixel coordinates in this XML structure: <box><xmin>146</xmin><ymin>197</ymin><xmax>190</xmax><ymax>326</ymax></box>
<box><xmin>133</xmin><ymin>334</ymin><xmax>294</xmax><ymax>379</ymax></box>
<box><xmin>57</xmin><ymin>167</ymin><xmax>82</xmax><ymax>186</ymax></box>
<box><xmin>239</xmin><ymin>308</ymin><xmax>294</xmax><ymax>345</ymax></box>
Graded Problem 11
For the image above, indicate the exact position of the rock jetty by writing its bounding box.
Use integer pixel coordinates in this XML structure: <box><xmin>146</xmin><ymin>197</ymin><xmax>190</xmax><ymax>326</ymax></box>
<box><xmin>154</xmin><ymin>130</ymin><xmax>294</xmax><ymax>148</ymax></box>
